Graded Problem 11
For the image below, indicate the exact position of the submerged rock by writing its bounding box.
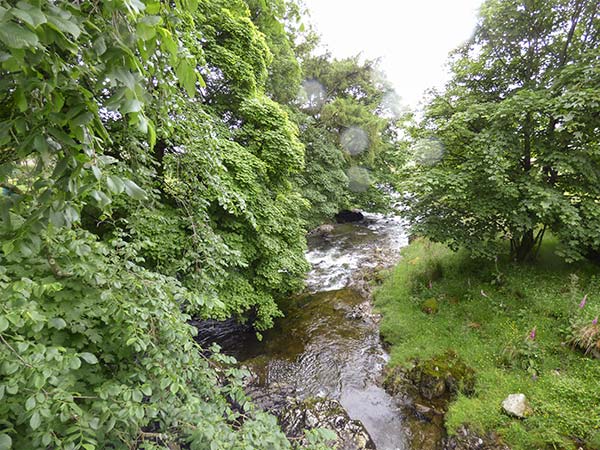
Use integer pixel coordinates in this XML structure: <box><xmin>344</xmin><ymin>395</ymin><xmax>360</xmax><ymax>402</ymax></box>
<box><xmin>501</xmin><ymin>393</ymin><xmax>532</xmax><ymax>419</ymax></box>
<box><xmin>335</xmin><ymin>209</ymin><xmax>365</xmax><ymax>223</ymax></box>
<box><xmin>310</xmin><ymin>223</ymin><xmax>335</xmax><ymax>237</ymax></box>
<box><xmin>280</xmin><ymin>398</ymin><xmax>376</xmax><ymax>450</ymax></box>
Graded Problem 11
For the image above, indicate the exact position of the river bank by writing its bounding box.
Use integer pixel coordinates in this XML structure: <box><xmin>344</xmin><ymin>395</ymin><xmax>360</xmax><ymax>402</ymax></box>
<box><xmin>375</xmin><ymin>238</ymin><xmax>600</xmax><ymax>450</ymax></box>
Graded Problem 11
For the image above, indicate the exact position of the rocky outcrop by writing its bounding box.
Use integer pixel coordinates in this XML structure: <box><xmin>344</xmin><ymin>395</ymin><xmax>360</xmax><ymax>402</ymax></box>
<box><xmin>335</xmin><ymin>210</ymin><xmax>365</xmax><ymax>223</ymax></box>
<box><xmin>279</xmin><ymin>398</ymin><xmax>375</xmax><ymax>450</ymax></box>
<box><xmin>407</xmin><ymin>351</ymin><xmax>476</xmax><ymax>401</ymax></box>
<box><xmin>383</xmin><ymin>352</ymin><xmax>486</xmax><ymax>450</ymax></box>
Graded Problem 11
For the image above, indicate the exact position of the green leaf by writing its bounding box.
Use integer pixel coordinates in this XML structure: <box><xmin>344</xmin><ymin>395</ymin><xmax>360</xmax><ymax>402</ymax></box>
<box><xmin>80</xmin><ymin>352</ymin><xmax>98</xmax><ymax>364</ymax></box>
<box><xmin>91</xmin><ymin>165</ymin><xmax>102</xmax><ymax>181</ymax></box>
<box><xmin>69</xmin><ymin>356</ymin><xmax>81</xmax><ymax>370</ymax></box>
<box><xmin>71</xmin><ymin>112</ymin><xmax>94</xmax><ymax>127</ymax></box>
<box><xmin>176</xmin><ymin>59</ymin><xmax>197</xmax><ymax>97</ymax></box>
<box><xmin>106</xmin><ymin>175</ymin><xmax>125</xmax><ymax>195</ymax></box>
<box><xmin>184</xmin><ymin>0</ymin><xmax>199</xmax><ymax>12</ymax></box>
<box><xmin>0</xmin><ymin>317</ymin><xmax>8</xmax><ymax>333</ymax></box>
<box><xmin>15</xmin><ymin>2</ymin><xmax>46</xmax><ymax>27</ymax></box>
<box><xmin>90</xmin><ymin>189</ymin><xmax>111</xmax><ymax>208</ymax></box>
<box><xmin>93</xmin><ymin>36</ymin><xmax>106</xmax><ymax>56</ymax></box>
<box><xmin>0</xmin><ymin>434</ymin><xmax>12</xmax><ymax>450</ymax></box>
<box><xmin>41</xmin><ymin>433</ymin><xmax>52</xmax><ymax>446</ymax></box>
<box><xmin>148</xmin><ymin>119</ymin><xmax>156</xmax><ymax>148</ymax></box>
<box><xmin>136</xmin><ymin>22</ymin><xmax>156</xmax><ymax>41</ymax></box>
<box><xmin>159</xmin><ymin>28</ymin><xmax>178</xmax><ymax>56</ymax></box>
<box><xmin>49</xmin><ymin>317</ymin><xmax>66</xmax><ymax>330</ymax></box>
<box><xmin>47</xmin><ymin>12</ymin><xmax>81</xmax><ymax>38</ymax></box>
<box><xmin>121</xmin><ymin>99</ymin><xmax>143</xmax><ymax>114</ymax></box>
<box><xmin>0</xmin><ymin>21</ymin><xmax>39</xmax><ymax>49</ymax></box>
<box><xmin>141</xmin><ymin>385</ymin><xmax>152</xmax><ymax>396</ymax></box>
<box><xmin>30</xmin><ymin>411</ymin><xmax>41</xmax><ymax>430</ymax></box>
<box><xmin>123</xmin><ymin>179</ymin><xmax>146</xmax><ymax>200</ymax></box>
<box><xmin>25</xmin><ymin>395</ymin><xmax>36</xmax><ymax>411</ymax></box>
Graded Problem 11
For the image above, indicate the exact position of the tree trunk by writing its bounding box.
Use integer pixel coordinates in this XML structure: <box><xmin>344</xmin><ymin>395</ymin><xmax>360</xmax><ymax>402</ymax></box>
<box><xmin>513</xmin><ymin>229</ymin><xmax>536</xmax><ymax>262</ymax></box>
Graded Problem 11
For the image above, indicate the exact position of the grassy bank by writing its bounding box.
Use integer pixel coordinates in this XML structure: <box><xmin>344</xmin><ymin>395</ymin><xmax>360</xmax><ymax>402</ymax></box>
<box><xmin>375</xmin><ymin>238</ymin><xmax>600</xmax><ymax>450</ymax></box>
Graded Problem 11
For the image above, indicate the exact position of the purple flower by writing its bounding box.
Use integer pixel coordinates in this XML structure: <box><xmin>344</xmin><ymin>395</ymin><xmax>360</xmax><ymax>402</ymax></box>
<box><xmin>528</xmin><ymin>327</ymin><xmax>537</xmax><ymax>340</ymax></box>
<box><xmin>593</xmin><ymin>316</ymin><xmax>598</xmax><ymax>326</ymax></box>
<box><xmin>579</xmin><ymin>294</ymin><xmax>587</xmax><ymax>309</ymax></box>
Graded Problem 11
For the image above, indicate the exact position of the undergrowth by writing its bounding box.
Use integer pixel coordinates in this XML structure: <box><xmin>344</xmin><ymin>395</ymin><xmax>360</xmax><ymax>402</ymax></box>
<box><xmin>376</xmin><ymin>237</ymin><xmax>600</xmax><ymax>450</ymax></box>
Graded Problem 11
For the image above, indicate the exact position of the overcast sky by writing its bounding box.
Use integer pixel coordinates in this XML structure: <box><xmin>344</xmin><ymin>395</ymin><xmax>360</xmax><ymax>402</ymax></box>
<box><xmin>302</xmin><ymin>0</ymin><xmax>484</xmax><ymax>109</ymax></box>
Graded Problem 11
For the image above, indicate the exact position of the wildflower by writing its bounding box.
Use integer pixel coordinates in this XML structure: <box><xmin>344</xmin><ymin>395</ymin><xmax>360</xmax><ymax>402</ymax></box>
<box><xmin>579</xmin><ymin>294</ymin><xmax>587</xmax><ymax>309</ymax></box>
<box><xmin>480</xmin><ymin>289</ymin><xmax>488</xmax><ymax>297</ymax></box>
<box><xmin>428</xmin><ymin>280</ymin><xmax>432</xmax><ymax>289</ymax></box>
<box><xmin>528</xmin><ymin>326</ymin><xmax>537</xmax><ymax>340</ymax></box>
<box><xmin>593</xmin><ymin>316</ymin><xmax>598</xmax><ymax>326</ymax></box>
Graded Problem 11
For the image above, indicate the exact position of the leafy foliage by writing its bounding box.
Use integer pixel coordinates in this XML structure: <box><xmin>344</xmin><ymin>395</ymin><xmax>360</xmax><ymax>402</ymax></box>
<box><xmin>292</xmin><ymin>54</ymin><xmax>404</xmax><ymax>226</ymax></box>
<box><xmin>402</xmin><ymin>0</ymin><xmax>600</xmax><ymax>261</ymax></box>
<box><xmin>0</xmin><ymin>0</ymin><xmax>331</xmax><ymax>448</ymax></box>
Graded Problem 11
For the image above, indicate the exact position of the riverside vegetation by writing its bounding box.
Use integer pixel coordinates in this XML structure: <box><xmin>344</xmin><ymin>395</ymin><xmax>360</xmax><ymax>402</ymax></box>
<box><xmin>377</xmin><ymin>0</ymin><xmax>600</xmax><ymax>448</ymax></box>
<box><xmin>1</xmin><ymin>0</ymin><xmax>599</xmax><ymax>449</ymax></box>
<box><xmin>376</xmin><ymin>237</ymin><xmax>600</xmax><ymax>450</ymax></box>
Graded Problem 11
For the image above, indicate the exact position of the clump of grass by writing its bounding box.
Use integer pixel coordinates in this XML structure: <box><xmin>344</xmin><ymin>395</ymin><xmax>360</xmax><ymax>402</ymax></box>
<box><xmin>375</xmin><ymin>237</ymin><xmax>600</xmax><ymax>450</ymax></box>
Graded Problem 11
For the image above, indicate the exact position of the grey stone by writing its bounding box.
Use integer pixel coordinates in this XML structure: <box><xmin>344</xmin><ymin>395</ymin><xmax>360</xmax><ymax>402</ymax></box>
<box><xmin>279</xmin><ymin>397</ymin><xmax>375</xmax><ymax>450</ymax></box>
<box><xmin>501</xmin><ymin>393</ymin><xmax>532</xmax><ymax>418</ymax></box>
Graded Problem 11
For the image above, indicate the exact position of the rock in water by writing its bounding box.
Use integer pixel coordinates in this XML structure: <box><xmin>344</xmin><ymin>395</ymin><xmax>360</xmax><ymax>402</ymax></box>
<box><xmin>309</xmin><ymin>224</ymin><xmax>335</xmax><ymax>237</ymax></box>
<box><xmin>501</xmin><ymin>393</ymin><xmax>532</xmax><ymax>418</ymax></box>
<box><xmin>335</xmin><ymin>210</ymin><xmax>364</xmax><ymax>223</ymax></box>
<box><xmin>280</xmin><ymin>398</ymin><xmax>375</xmax><ymax>450</ymax></box>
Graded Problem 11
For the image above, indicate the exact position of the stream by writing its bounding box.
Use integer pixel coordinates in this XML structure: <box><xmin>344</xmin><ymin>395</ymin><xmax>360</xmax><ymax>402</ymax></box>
<box><xmin>196</xmin><ymin>213</ymin><xmax>410</xmax><ymax>449</ymax></box>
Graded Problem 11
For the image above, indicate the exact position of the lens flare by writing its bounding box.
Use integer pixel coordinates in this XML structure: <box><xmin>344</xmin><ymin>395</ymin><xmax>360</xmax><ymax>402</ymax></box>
<box><xmin>297</xmin><ymin>79</ymin><xmax>326</xmax><ymax>111</ymax></box>
<box><xmin>347</xmin><ymin>166</ymin><xmax>372</xmax><ymax>193</ymax></box>
<box><xmin>380</xmin><ymin>91</ymin><xmax>406</xmax><ymax>119</ymax></box>
<box><xmin>410</xmin><ymin>138</ymin><xmax>444</xmax><ymax>165</ymax></box>
<box><xmin>341</xmin><ymin>127</ymin><xmax>369</xmax><ymax>156</ymax></box>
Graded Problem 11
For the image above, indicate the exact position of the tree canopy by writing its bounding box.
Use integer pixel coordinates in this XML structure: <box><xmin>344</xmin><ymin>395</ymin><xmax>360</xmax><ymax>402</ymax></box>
<box><xmin>0</xmin><ymin>0</ymin><xmax>354</xmax><ymax>448</ymax></box>
<box><xmin>403</xmin><ymin>0</ymin><xmax>600</xmax><ymax>261</ymax></box>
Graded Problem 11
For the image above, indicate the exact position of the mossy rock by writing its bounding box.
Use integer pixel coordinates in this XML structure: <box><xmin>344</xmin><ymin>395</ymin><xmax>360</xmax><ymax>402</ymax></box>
<box><xmin>421</xmin><ymin>298</ymin><xmax>439</xmax><ymax>314</ymax></box>
<box><xmin>382</xmin><ymin>366</ymin><xmax>410</xmax><ymax>397</ymax></box>
<box><xmin>410</xmin><ymin>351</ymin><xmax>475</xmax><ymax>400</ymax></box>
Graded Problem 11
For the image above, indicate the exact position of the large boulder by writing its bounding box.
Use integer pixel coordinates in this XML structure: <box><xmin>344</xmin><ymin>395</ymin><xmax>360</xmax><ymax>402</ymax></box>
<box><xmin>279</xmin><ymin>397</ymin><xmax>375</xmax><ymax>450</ymax></box>
<box><xmin>335</xmin><ymin>209</ymin><xmax>364</xmax><ymax>223</ymax></box>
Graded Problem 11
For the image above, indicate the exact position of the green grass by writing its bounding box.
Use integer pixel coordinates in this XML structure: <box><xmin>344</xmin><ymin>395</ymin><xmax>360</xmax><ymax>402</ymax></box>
<box><xmin>375</xmin><ymin>238</ymin><xmax>600</xmax><ymax>450</ymax></box>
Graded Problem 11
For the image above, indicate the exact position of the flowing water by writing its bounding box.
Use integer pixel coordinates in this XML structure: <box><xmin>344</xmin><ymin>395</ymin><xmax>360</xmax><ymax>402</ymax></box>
<box><xmin>196</xmin><ymin>213</ymin><xmax>410</xmax><ymax>450</ymax></box>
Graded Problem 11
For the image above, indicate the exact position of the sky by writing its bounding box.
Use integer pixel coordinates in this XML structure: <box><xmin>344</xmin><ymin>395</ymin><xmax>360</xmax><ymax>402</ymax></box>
<box><xmin>302</xmin><ymin>0</ymin><xmax>484</xmax><ymax>109</ymax></box>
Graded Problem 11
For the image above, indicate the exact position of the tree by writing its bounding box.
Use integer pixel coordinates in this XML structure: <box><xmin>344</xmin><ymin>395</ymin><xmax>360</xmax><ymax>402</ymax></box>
<box><xmin>293</xmin><ymin>54</ymin><xmax>404</xmax><ymax>225</ymax></box>
<box><xmin>403</xmin><ymin>0</ymin><xmax>600</xmax><ymax>261</ymax></box>
<box><xmin>0</xmin><ymin>0</ymin><xmax>327</xmax><ymax>448</ymax></box>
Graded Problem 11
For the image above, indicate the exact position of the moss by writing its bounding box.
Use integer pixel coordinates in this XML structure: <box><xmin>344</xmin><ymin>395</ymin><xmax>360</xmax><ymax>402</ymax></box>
<box><xmin>421</xmin><ymin>298</ymin><xmax>439</xmax><ymax>314</ymax></box>
<box><xmin>415</xmin><ymin>351</ymin><xmax>476</xmax><ymax>396</ymax></box>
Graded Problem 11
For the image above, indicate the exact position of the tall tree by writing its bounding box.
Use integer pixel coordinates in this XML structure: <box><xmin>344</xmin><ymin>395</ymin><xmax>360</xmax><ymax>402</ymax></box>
<box><xmin>403</xmin><ymin>0</ymin><xmax>600</xmax><ymax>261</ymax></box>
<box><xmin>0</xmin><ymin>1</ymin><xmax>325</xmax><ymax>448</ymax></box>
